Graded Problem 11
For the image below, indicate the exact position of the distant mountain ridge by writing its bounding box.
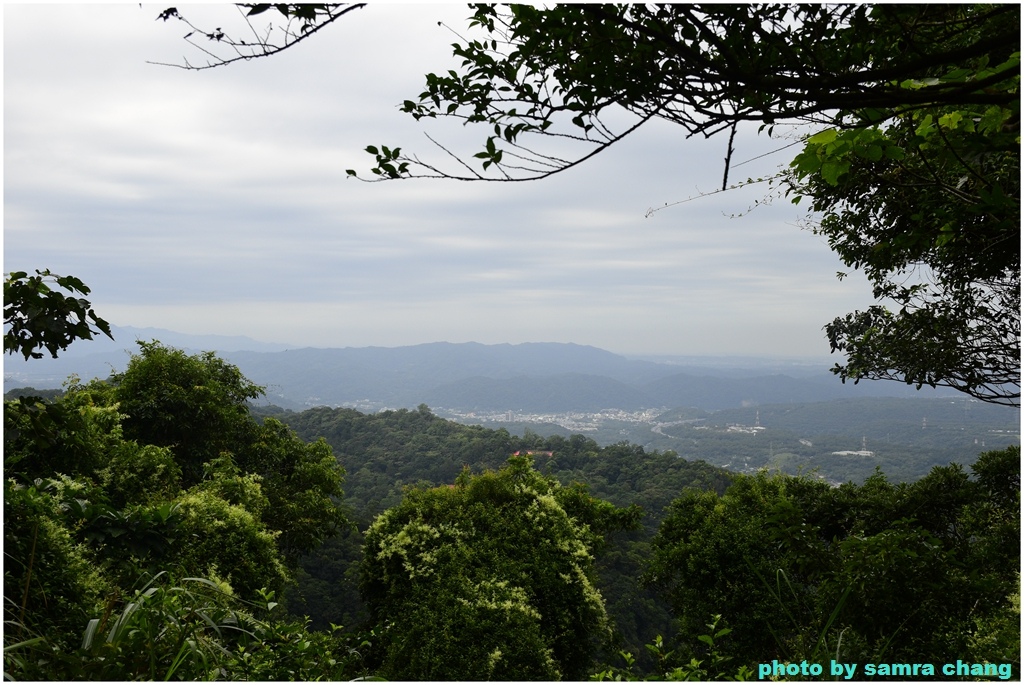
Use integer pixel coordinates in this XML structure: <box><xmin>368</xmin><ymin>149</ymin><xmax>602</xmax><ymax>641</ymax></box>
<box><xmin>48</xmin><ymin>324</ymin><xmax>296</xmax><ymax>356</ymax></box>
<box><xmin>4</xmin><ymin>329</ymin><xmax>951</xmax><ymax>412</ymax></box>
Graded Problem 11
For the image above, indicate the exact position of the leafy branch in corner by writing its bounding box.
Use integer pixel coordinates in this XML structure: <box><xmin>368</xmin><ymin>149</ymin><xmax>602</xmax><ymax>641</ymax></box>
<box><xmin>4</xmin><ymin>270</ymin><xmax>114</xmax><ymax>361</ymax></box>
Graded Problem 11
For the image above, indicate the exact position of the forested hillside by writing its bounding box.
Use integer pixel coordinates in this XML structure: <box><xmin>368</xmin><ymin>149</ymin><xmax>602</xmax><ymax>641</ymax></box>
<box><xmin>270</xmin><ymin>403</ymin><xmax>732</xmax><ymax>655</ymax></box>
<box><xmin>6</xmin><ymin>341</ymin><xmax>1019</xmax><ymax>680</ymax></box>
<box><xmin>6</xmin><ymin>5</ymin><xmax>1019</xmax><ymax>674</ymax></box>
<box><xmin>459</xmin><ymin>396</ymin><xmax>1020</xmax><ymax>484</ymax></box>
<box><xmin>269</xmin><ymin>401</ymin><xmax>1020</xmax><ymax>678</ymax></box>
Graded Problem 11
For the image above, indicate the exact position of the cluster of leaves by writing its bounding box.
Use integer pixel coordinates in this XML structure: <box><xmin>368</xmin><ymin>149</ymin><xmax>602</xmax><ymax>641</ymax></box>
<box><xmin>3</xmin><ymin>270</ymin><xmax>113</xmax><ymax>361</ymax></box>
<box><xmin>786</xmin><ymin>6</ymin><xmax>1020</xmax><ymax>405</ymax></box>
<box><xmin>359</xmin><ymin>454</ymin><xmax>641</xmax><ymax>680</ymax></box>
<box><xmin>643</xmin><ymin>446</ymin><xmax>1021</xmax><ymax>671</ymax></box>
<box><xmin>341</xmin><ymin>5</ymin><xmax>1017</xmax><ymax>179</ymax></box>
<box><xmin>591</xmin><ymin>617</ymin><xmax>754</xmax><ymax>681</ymax></box>
<box><xmin>3</xmin><ymin>342</ymin><xmax>351</xmax><ymax>680</ymax></box>
<box><xmin>5</xmin><ymin>571</ymin><xmax>372</xmax><ymax>681</ymax></box>
<box><xmin>111</xmin><ymin>342</ymin><xmax>348</xmax><ymax>557</ymax></box>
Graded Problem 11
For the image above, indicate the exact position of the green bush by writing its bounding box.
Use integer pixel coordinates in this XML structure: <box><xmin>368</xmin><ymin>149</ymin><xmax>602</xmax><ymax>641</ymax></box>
<box><xmin>362</xmin><ymin>454</ymin><xmax>638</xmax><ymax>679</ymax></box>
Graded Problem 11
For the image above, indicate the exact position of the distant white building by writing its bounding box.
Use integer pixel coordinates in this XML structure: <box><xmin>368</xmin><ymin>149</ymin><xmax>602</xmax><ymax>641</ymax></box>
<box><xmin>726</xmin><ymin>424</ymin><xmax>766</xmax><ymax>434</ymax></box>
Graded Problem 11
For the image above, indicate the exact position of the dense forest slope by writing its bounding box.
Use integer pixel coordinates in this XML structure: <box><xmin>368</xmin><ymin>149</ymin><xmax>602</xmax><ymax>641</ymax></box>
<box><xmin>270</xmin><ymin>403</ymin><xmax>732</xmax><ymax>654</ymax></box>
<box><xmin>269</xmin><ymin>402</ymin><xmax>1019</xmax><ymax>677</ymax></box>
<box><xmin>6</xmin><ymin>343</ymin><xmax>1018</xmax><ymax>680</ymax></box>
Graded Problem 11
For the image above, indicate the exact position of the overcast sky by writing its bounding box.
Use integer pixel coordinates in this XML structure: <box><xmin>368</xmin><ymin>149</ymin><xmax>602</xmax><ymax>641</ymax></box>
<box><xmin>5</xmin><ymin>4</ymin><xmax>881</xmax><ymax>357</ymax></box>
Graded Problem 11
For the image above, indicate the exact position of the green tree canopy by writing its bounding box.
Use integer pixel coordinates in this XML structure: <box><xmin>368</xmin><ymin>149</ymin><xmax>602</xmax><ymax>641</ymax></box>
<box><xmin>110</xmin><ymin>341</ymin><xmax>265</xmax><ymax>486</ymax></box>
<box><xmin>644</xmin><ymin>446</ymin><xmax>1021</xmax><ymax>669</ymax></box>
<box><xmin>360</xmin><ymin>453</ymin><xmax>641</xmax><ymax>680</ymax></box>
<box><xmin>107</xmin><ymin>341</ymin><xmax>348</xmax><ymax>561</ymax></box>
<box><xmin>786</xmin><ymin>23</ymin><xmax>1019</xmax><ymax>405</ymax></box>
<box><xmin>4</xmin><ymin>339</ymin><xmax>357</xmax><ymax>679</ymax></box>
<box><xmin>1</xmin><ymin>269</ymin><xmax>369</xmax><ymax>680</ymax></box>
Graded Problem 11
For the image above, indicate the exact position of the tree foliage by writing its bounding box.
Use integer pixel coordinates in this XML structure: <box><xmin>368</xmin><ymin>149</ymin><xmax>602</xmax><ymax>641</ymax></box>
<box><xmin>245</xmin><ymin>417</ymin><xmax>349</xmax><ymax>563</ymax></box>
<box><xmin>3</xmin><ymin>336</ymin><xmax>354</xmax><ymax>679</ymax></box>
<box><xmin>3</xmin><ymin>478</ymin><xmax>111</xmax><ymax>653</ymax></box>
<box><xmin>644</xmin><ymin>446</ymin><xmax>1021</xmax><ymax>670</ymax></box>
<box><xmin>278</xmin><ymin>403</ymin><xmax>732</xmax><ymax>658</ymax></box>
<box><xmin>5</xmin><ymin>264</ymin><xmax>1017</xmax><ymax>678</ymax></box>
<box><xmin>5</xmin><ymin>569</ymin><xmax>372</xmax><ymax>681</ymax></box>
<box><xmin>786</xmin><ymin>12</ymin><xmax>1020</xmax><ymax>405</ymax></box>
<box><xmin>360</xmin><ymin>454</ymin><xmax>641</xmax><ymax>680</ymax></box>
<box><xmin>103</xmin><ymin>341</ymin><xmax>349</xmax><ymax>561</ymax></box>
<box><xmin>4</xmin><ymin>269</ymin><xmax>113</xmax><ymax>361</ymax></box>
<box><xmin>110</xmin><ymin>341</ymin><xmax>265</xmax><ymax>486</ymax></box>
<box><xmin>341</xmin><ymin>5</ymin><xmax>1018</xmax><ymax>181</ymax></box>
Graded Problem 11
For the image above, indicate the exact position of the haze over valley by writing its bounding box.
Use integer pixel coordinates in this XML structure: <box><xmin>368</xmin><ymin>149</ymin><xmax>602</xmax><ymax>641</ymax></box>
<box><xmin>7</xmin><ymin>326</ymin><xmax>1017</xmax><ymax>485</ymax></box>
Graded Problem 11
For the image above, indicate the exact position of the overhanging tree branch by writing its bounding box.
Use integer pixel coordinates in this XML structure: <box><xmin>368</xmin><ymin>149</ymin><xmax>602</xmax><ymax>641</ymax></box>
<box><xmin>155</xmin><ymin>3</ymin><xmax>1020</xmax><ymax>405</ymax></box>
<box><xmin>150</xmin><ymin>4</ymin><xmax>366</xmax><ymax>71</ymax></box>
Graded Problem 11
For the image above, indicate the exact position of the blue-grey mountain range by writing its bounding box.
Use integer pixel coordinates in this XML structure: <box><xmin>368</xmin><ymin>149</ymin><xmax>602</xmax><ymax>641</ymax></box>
<box><xmin>3</xmin><ymin>325</ymin><xmax>955</xmax><ymax>412</ymax></box>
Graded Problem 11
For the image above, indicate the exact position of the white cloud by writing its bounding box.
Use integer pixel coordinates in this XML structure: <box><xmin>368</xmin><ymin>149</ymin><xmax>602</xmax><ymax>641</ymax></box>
<box><xmin>4</xmin><ymin>3</ymin><xmax>879</xmax><ymax>358</ymax></box>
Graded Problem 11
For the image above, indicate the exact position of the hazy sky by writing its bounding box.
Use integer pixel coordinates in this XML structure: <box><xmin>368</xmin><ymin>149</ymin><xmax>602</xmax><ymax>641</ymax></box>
<box><xmin>5</xmin><ymin>4</ymin><xmax>881</xmax><ymax>357</ymax></box>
